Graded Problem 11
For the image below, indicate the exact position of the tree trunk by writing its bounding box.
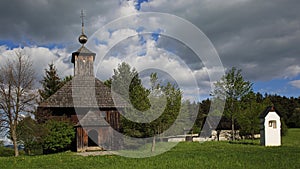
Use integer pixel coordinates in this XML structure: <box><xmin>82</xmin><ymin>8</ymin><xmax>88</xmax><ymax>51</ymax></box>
<box><xmin>251</xmin><ymin>129</ymin><xmax>254</xmax><ymax>141</ymax></box>
<box><xmin>230</xmin><ymin>100</ymin><xmax>235</xmax><ymax>141</ymax></box>
<box><xmin>231</xmin><ymin>117</ymin><xmax>235</xmax><ymax>141</ymax></box>
<box><xmin>217</xmin><ymin>130</ymin><xmax>220</xmax><ymax>141</ymax></box>
<box><xmin>11</xmin><ymin>128</ymin><xmax>19</xmax><ymax>157</ymax></box>
<box><xmin>151</xmin><ymin>135</ymin><xmax>156</xmax><ymax>152</ymax></box>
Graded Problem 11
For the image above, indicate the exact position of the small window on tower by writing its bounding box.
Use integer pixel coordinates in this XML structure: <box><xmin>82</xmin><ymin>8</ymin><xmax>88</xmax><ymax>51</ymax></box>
<box><xmin>268</xmin><ymin>120</ymin><xmax>277</xmax><ymax>128</ymax></box>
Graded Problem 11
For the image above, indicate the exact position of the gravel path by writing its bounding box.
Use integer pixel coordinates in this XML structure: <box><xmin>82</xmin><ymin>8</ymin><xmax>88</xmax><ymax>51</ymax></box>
<box><xmin>77</xmin><ymin>151</ymin><xmax>118</xmax><ymax>156</ymax></box>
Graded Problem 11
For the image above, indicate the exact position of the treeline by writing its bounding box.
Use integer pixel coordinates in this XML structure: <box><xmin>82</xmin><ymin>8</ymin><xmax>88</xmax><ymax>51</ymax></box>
<box><xmin>38</xmin><ymin>63</ymin><xmax>299</xmax><ymax>147</ymax></box>
<box><xmin>193</xmin><ymin>92</ymin><xmax>300</xmax><ymax>136</ymax></box>
<box><xmin>107</xmin><ymin>63</ymin><xmax>300</xmax><ymax>141</ymax></box>
<box><xmin>265</xmin><ymin>94</ymin><xmax>300</xmax><ymax>128</ymax></box>
<box><xmin>191</xmin><ymin>67</ymin><xmax>300</xmax><ymax>139</ymax></box>
<box><xmin>4</xmin><ymin>59</ymin><xmax>300</xmax><ymax>156</ymax></box>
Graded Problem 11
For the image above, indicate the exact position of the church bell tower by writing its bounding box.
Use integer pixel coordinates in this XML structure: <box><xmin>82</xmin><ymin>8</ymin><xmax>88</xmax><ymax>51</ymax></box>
<box><xmin>71</xmin><ymin>10</ymin><xmax>96</xmax><ymax>77</ymax></box>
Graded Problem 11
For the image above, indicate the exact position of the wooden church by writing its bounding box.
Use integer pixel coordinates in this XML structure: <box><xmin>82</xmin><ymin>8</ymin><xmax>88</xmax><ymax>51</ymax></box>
<box><xmin>37</xmin><ymin>13</ymin><xmax>126</xmax><ymax>152</ymax></box>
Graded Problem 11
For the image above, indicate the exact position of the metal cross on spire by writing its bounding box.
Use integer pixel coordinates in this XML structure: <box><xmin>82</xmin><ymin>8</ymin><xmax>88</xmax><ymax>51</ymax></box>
<box><xmin>78</xmin><ymin>9</ymin><xmax>88</xmax><ymax>45</ymax></box>
<box><xmin>80</xmin><ymin>9</ymin><xmax>85</xmax><ymax>34</ymax></box>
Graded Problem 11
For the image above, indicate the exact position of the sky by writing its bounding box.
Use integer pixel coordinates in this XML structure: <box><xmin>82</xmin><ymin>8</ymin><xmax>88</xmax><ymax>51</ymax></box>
<box><xmin>0</xmin><ymin>0</ymin><xmax>300</xmax><ymax>101</ymax></box>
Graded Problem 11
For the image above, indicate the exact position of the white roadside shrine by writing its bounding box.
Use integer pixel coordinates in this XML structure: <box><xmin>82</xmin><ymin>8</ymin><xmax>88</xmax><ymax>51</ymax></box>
<box><xmin>259</xmin><ymin>106</ymin><xmax>281</xmax><ymax>146</ymax></box>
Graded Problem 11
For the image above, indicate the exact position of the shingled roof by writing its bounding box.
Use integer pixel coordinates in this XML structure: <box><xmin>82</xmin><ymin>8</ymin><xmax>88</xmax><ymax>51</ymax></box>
<box><xmin>259</xmin><ymin>106</ymin><xmax>282</xmax><ymax>118</ymax></box>
<box><xmin>77</xmin><ymin>110</ymin><xmax>109</xmax><ymax>127</ymax></box>
<box><xmin>39</xmin><ymin>76</ymin><xmax>127</xmax><ymax>108</ymax></box>
<box><xmin>71</xmin><ymin>46</ymin><xmax>96</xmax><ymax>63</ymax></box>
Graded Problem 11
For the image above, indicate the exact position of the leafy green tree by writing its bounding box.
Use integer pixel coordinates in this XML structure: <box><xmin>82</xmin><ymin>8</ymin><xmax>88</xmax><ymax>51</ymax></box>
<box><xmin>146</xmin><ymin>73</ymin><xmax>165</xmax><ymax>151</ymax></box>
<box><xmin>105</xmin><ymin>63</ymin><xmax>183</xmax><ymax>151</ymax></box>
<box><xmin>39</xmin><ymin>64</ymin><xmax>62</xmax><ymax>101</ymax></box>
<box><xmin>238</xmin><ymin>92</ymin><xmax>272</xmax><ymax>139</ymax></box>
<box><xmin>159</xmin><ymin>82</ymin><xmax>182</xmax><ymax>136</ymax></box>
<box><xmin>17</xmin><ymin>116</ymin><xmax>45</xmax><ymax>155</ymax></box>
<box><xmin>42</xmin><ymin>120</ymin><xmax>75</xmax><ymax>154</ymax></box>
<box><xmin>182</xmin><ymin>100</ymin><xmax>198</xmax><ymax>134</ymax></box>
<box><xmin>193</xmin><ymin>99</ymin><xmax>210</xmax><ymax>133</ymax></box>
<box><xmin>213</xmin><ymin>67</ymin><xmax>252</xmax><ymax>140</ymax></box>
<box><xmin>149</xmin><ymin>77</ymin><xmax>182</xmax><ymax>151</ymax></box>
<box><xmin>289</xmin><ymin>108</ymin><xmax>300</xmax><ymax>128</ymax></box>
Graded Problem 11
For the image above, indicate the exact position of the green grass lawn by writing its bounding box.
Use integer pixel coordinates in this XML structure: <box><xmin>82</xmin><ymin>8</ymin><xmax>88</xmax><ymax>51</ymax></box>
<box><xmin>1</xmin><ymin>129</ymin><xmax>300</xmax><ymax>169</ymax></box>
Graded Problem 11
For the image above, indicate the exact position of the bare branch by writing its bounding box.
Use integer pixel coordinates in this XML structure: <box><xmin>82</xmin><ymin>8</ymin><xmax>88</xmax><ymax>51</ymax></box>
<box><xmin>0</xmin><ymin>50</ymin><xmax>37</xmax><ymax>156</ymax></box>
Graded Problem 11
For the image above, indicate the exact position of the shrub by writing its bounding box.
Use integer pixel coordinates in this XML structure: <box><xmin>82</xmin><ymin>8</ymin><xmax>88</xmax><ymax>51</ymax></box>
<box><xmin>42</xmin><ymin>120</ymin><xmax>75</xmax><ymax>154</ymax></box>
<box><xmin>0</xmin><ymin>147</ymin><xmax>14</xmax><ymax>157</ymax></box>
<box><xmin>17</xmin><ymin>117</ymin><xmax>46</xmax><ymax>155</ymax></box>
<box><xmin>0</xmin><ymin>146</ymin><xmax>22</xmax><ymax>157</ymax></box>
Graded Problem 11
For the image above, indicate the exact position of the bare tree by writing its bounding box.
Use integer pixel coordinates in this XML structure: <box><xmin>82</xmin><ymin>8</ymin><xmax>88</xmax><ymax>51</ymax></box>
<box><xmin>0</xmin><ymin>51</ymin><xmax>36</xmax><ymax>157</ymax></box>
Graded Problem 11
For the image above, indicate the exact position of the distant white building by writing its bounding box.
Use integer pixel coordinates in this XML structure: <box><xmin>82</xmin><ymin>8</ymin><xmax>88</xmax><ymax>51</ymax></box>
<box><xmin>259</xmin><ymin>106</ymin><xmax>281</xmax><ymax>146</ymax></box>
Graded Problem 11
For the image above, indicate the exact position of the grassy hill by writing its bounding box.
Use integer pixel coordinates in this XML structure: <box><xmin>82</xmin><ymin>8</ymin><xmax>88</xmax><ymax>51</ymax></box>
<box><xmin>1</xmin><ymin>129</ymin><xmax>299</xmax><ymax>169</ymax></box>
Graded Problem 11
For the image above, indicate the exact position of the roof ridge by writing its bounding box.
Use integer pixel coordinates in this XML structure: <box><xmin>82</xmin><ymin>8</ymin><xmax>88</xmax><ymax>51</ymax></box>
<box><xmin>38</xmin><ymin>77</ymin><xmax>127</xmax><ymax>108</ymax></box>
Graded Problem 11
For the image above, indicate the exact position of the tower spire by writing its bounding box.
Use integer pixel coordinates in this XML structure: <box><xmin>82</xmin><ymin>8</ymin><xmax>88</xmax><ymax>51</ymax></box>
<box><xmin>78</xmin><ymin>9</ymin><xmax>88</xmax><ymax>45</ymax></box>
<box><xmin>80</xmin><ymin>9</ymin><xmax>85</xmax><ymax>34</ymax></box>
<box><xmin>72</xmin><ymin>10</ymin><xmax>96</xmax><ymax>77</ymax></box>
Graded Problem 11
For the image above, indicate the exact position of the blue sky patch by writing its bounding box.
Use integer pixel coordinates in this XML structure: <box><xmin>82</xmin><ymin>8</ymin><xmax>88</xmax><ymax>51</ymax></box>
<box><xmin>138</xmin><ymin>34</ymin><xmax>147</xmax><ymax>45</ymax></box>
<box><xmin>137</xmin><ymin>50</ymin><xmax>147</xmax><ymax>56</ymax></box>
<box><xmin>151</xmin><ymin>33</ymin><xmax>160</xmax><ymax>41</ymax></box>
<box><xmin>151</xmin><ymin>29</ymin><xmax>162</xmax><ymax>42</ymax></box>
<box><xmin>39</xmin><ymin>43</ymin><xmax>66</xmax><ymax>49</ymax></box>
<box><xmin>93</xmin><ymin>38</ymin><xmax>108</xmax><ymax>46</ymax></box>
<box><xmin>0</xmin><ymin>40</ymin><xmax>22</xmax><ymax>49</ymax></box>
<box><xmin>253</xmin><ymin>78</ymin><xmax>299</xmax><ymax>97</ymax></box>
<box><xmin>134</xmin><ymin>0</ymin><xmax>149</xmax><ymax>10</ymax></box>
<box><xmin>136</xmin><ymin>26</ymin><xmax>145</xmax><ymax>33</ymax></box>
<box><xmin>0</xmin><ymin>39</ymin><xmax>66</xmax><ymax>50</ymax></box>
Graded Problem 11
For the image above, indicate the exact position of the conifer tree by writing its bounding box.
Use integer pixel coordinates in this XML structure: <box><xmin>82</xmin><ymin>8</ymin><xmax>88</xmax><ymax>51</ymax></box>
<box><xmin>109</xmin><ymin>62</ymin><xmax>150</xmax><ymax>138</ymax></box>
<box><xmin>39</xmin><ymin>64</ymin><xmax>62</xmax><ymax>101</ymax></box>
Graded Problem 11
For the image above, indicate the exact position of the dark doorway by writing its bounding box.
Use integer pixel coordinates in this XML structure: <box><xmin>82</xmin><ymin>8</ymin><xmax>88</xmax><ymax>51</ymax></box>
<box><xmin>88</xmin><ymin>129</ymin><xmax>98</xmax><ymax>147</ymax></box>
